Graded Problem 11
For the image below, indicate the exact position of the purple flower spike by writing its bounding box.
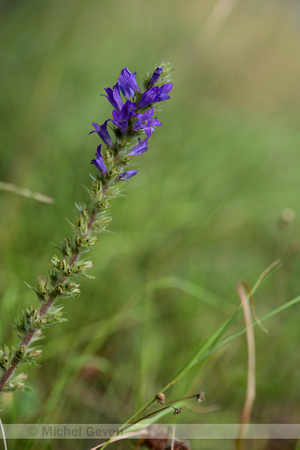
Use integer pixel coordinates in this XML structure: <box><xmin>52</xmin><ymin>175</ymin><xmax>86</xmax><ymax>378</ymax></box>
<box><xmin>104</xmin><ymin>85</ymin><xmax>123</xmax><ymax>112</ymax></box>
<box><xmin>132</xmin><ymin>108</ymin><xmax>162</xmax><ymax>137</ymax></box>
<box><xmin>128</xmin><ymin>138</ymin><xmax>149</xmax><ymax>156</ymax></box>
<box><xmin>89</xmin><ymin>120</ymin><xmax>113</xmax><ymax>148</ymax></box>
<box><xmin>118</xmin><ymin>67</ymin><xmax>140</xmax><ymax>99</ymax></box>
<box><xmin>91</xmin><ymin>145</ymin><xmax>107</xmax><ymax>175</ymax></box>
<box><xmin>148</xmin><ymin>67</ymin><xmax>163</xmax><ymax>86</ymax></box>
<box><xmin>118</xmin><ymin>170</ymin><xmax>138</xmax><ymax>180</ymax></box>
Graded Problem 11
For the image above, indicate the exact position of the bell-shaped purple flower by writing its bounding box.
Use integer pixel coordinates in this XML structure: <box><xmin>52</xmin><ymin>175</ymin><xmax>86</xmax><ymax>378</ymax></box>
<box><xmin>132</xmin><ymin>108</ymin><xmax>161</xmax><ymax>137</ymax></box>
<box><xmin>118</xmin><ymin>170</ymin><xmax>138</xmax><ymax>180</ymax></box>
<box><xmin>89</xmin><ymin>120</ymin><xmax>113</xmax><ymax>147</ymax></box>
<box><xmin>112</xmin><ymin>100</ymin><xmax>136</xmax><ymax>135</ymax></box>
<box><xmin>148</xmin><ymin>67</ymin><xmax>163</xmax><ymax>87</ymax></box>
<box><xmin>156</xmin><ymin>83</ymin><xmax>173</xmax><ymax>101</ymax></box>
<box><xmin>137</xmin><ymin>88</ymin><xmax>158</xmax><ymax>109</ymax></box>
<box><xmin>117</xmin><ymin>68</ymin><xmax>140</xmax><ymax>99</ymax></box>
<box><xmin>138</xmin><ymin>84</ymin><xmax>173</xmax><ymax>109</ymax></box>
<box><xmin>91</xmin><ymin>145</ymin><xmax>107</xmax><ymax>175</ymax></box>
<box><xmin>104</xmin><ymin>84</ymin><xmax>123</xmax><ymax>112</ymax></box>
<box><xmin>128</xmin><ymin>138</ymin><xmax>148</xmax><ymax>156</ymax></box>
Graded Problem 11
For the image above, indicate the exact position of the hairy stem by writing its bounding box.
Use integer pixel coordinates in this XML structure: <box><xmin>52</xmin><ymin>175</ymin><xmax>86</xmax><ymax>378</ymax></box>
<box><xmin>0</xmin><ymin>195</ymin><xmax>102</xmax><ymax>392</ymax></box>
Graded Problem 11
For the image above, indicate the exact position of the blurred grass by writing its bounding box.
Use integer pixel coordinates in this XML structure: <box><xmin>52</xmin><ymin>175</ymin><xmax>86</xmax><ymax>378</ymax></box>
<box><xmin>0</xmin><ymin>0</ymin><xmax>300</xmax><ymax>449</ymax></box>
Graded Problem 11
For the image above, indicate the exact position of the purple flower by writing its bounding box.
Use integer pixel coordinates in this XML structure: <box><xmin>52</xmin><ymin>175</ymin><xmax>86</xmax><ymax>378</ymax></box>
<box><xmin>104</xmin><ymin>85</ymin><xmax>123</xmax><ymax>112</ymax></box>
<box><xmin>118</xmin><ymin>170</ymin><xmax>138</xmax><ymax>180</ymax></box>
<box><xmin>112</xmin><ymin>100</ymin><xmax>136</xmax><ymax>135</ymax></box>
<box><xmin>117</xmin><ymin>67</ymin><xmax>140</xmax><ymax>99</ymax></box>
<box><xmin>128</xmin><ymin>138</ymin><xmax>148</xmax><ymax>156</ymax></box>
<box><xmin>89</xmin><ymin>120</ymin><xmax>113</xmax><ymax>147</ymax></box>
<box><xmin>138</xmin><ymin>84</ymin><xmax>173</xmax><ymax>108</ymax></box>
<box><xmin>155</xmin><ymin>83</ymin><xmax>173</xmax><ymax>101</ymax></box>
<box><xmin>148</xmin><ymin>67</ymin><xmax>163</xmax><ymax>86</ymax></box>
<box><xmin>132</xmin><ymin>108</ymin><xmax>162</xmax><ymax>137</ymax></box>
<box><xmin>137</xmin><ymin>88</ymin><xmax>158</xmax><ymax>109</ymax></box>
<box><xmin>91</xmin><ymin>145</ymin><xmax>107</xmax><ymax>175</ymax></box>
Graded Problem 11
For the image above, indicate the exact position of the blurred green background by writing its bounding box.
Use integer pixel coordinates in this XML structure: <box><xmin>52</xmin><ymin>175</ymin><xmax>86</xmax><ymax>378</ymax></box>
<box><xmin>1</xmin><ymin>0</ymin><xmax>300</xmax><ymax>449</ymax></box>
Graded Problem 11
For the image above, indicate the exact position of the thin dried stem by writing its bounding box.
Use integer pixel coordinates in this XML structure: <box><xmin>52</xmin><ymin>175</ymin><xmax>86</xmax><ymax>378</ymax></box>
<box><xmin>236</xmin><ymin>281</ymin><xmax>256</xmax><ymax>450</ymax></box>
<box><xmin>0</xmin><ymin>418</ymin><xmax>7</xmax><ymax>450</ymax></box>
<box><xmin>0</xmin><ymin>181</ymin><xmax>54</xmax><ymax>204</ymax></box>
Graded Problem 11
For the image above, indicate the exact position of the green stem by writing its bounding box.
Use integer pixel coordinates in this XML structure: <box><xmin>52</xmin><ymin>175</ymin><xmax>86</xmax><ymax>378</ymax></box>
<box><xmin>0</xmin><ymin>191</ymin><xmax>102</xmax><ymax>392</ymax></box>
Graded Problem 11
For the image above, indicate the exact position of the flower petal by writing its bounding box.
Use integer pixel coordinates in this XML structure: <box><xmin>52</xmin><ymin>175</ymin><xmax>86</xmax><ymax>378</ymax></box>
<box><xmin>138</xmin><ymin>84</ymin><xmax>173</xmax><ymax>108</ymax></box>
<box><xmin>128</xmin><ymin>138</ymin><xmax>149</xmax><ymax>156</ymax></box>
<box><xmin>148</xmin><ymin>67</ymin><xmax>163</xmax><ymax>87</ymax></box>
<box><xmin>112</xmin><ymin>100</ymin><xmax>136</xmax><ymax>135</ymax></box>
<box><xmin>132</xmin><ymin>109</ymin><xmax>162</xmax><ymax>137</ymax></box>
<box><xmin>118</xmin><ymin>170</ymin><xmax>138</xmax><ymax>180</ymax></box>
<box><xmin>118</xmin><ymin>67</ymin><xmax>140</xmax><ymax>99</ymax></box>
<box><xmin>138</xmin><ymin>87</ymin><xmax>159</xmax><ymax>108</ymax></box>
<box><xmin>104</xmin><ymin>85</ymin><xmax>123</xmax><ymax>112</ymax></box>
<box><xmin>91</xmin><ymin>145</ymin><xmax>107</xmax><ymax>175</ymax></box>
<box><xmin>89</xmin><ymin>120</ymin><xmax>113</xmax><ymax>147</ymax></box>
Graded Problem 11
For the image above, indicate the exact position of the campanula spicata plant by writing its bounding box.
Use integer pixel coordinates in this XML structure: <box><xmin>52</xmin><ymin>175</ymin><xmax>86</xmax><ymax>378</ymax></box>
<box><xmin>0</xmin><ymin>62</ymin><xmax>173</xmax><ymax>394</ymax></box>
